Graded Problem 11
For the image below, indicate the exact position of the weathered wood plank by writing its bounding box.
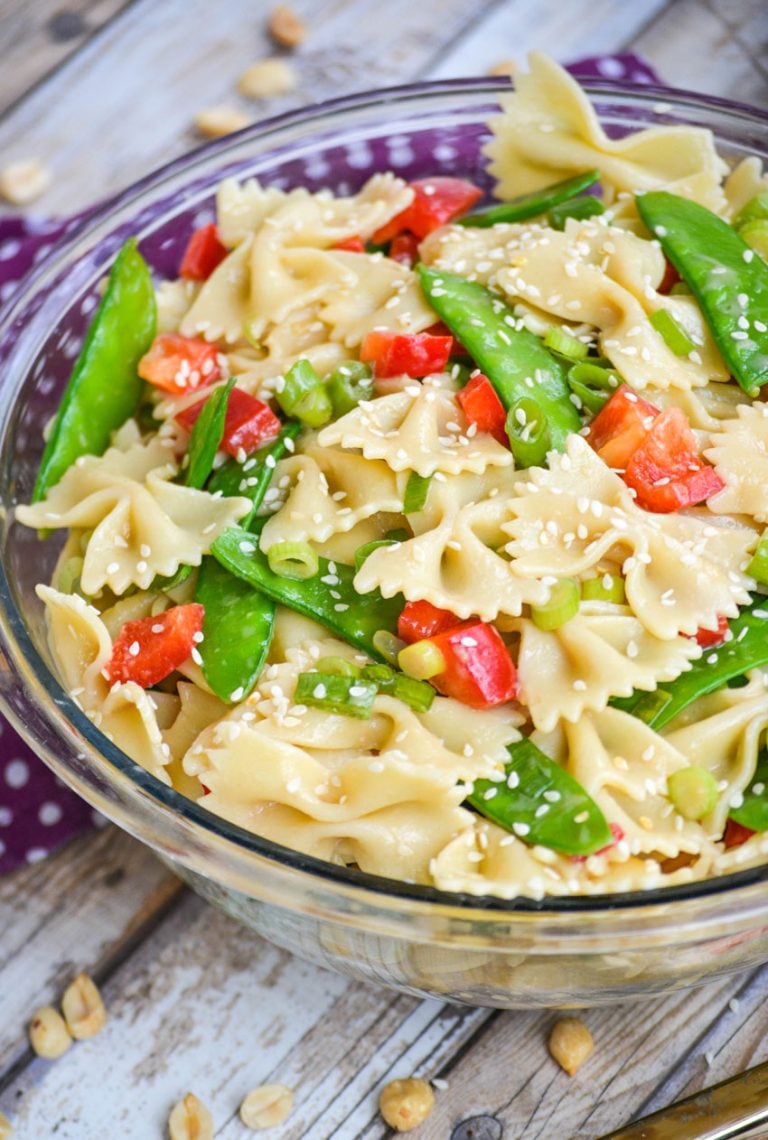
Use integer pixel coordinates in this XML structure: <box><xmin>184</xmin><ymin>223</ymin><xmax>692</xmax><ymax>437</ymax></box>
<box><xmin>0</xmin><ymin>0</ymin><xmax>497</xmax><ymax>217</ymax></box>
<box><xmin>0</xmin><ymin>0</ymin><xmax>135</xmax><ymax>117</ymax></box>
<box><xmin>633</xmin><ymin>0</ymin><xmax>768</xmax><ymax>105</ymax></box>
<box><xmin>426</xmin><ymin>0</ymin><xmax>671</xmax><ymax>79</ymax></box>
<box><xmin>0</xmin><ymin>825</ymin><xmax>180</xmax><ymax>1075</ymax></box>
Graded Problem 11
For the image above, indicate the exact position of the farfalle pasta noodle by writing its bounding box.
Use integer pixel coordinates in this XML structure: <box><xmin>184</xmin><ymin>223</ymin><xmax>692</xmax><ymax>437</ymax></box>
<box><xmin>17</xmin><ymin>54</ymin><xmax>768</xmax><ymax>900</ymax></box>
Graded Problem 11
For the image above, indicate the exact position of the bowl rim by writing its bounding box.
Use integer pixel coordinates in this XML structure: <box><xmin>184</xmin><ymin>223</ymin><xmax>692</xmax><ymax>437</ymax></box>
<box><xmin>3</xmin><ymin>74</ymin><xmax>768</xmax><ymax>920</ymax></box>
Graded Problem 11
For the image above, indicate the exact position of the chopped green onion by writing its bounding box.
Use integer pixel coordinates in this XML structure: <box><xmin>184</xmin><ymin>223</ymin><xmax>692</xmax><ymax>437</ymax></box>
<box><xmin>266</xmin><ymin>541</ymin><xmax>319</xmax><ymax>580</ymax></box>
<box><xmin>278</xmin><ymin>358</ymin><xmax>322</xmax><ymax>414</ymax></box>
<box><xmin>242</xmin><ymin>318</ymin><xmax>261</xmax><ymax>348</ymax></box>
<box><xmin>650</xmin><ymin>309</ymin><xmax>697</xmax><ymax>357</ymax></box>
<box><xmin>327</xmin><ymin>361</ymin><xmax>374</xmax><ymax>417</ymax></box>
<box><xmin>734</xmin><ymin>191</ymin><xmax>768</xmax><ymax>229</ymax></box>
<box><xmin>354</xmin><ymin>529</ymin><xmax>409</xmax><ymax>573</ymax></box>
<box><xmin>403</xmin><ymin>471</ymin><xmax>432</xmax><ymax>514</ymax></box>
<box><xmin>314</xmin><ymin>656</ymin><xmax>362</xmax><ymax>678</ymax></box>
<box><xmin>447</xmin><ymin>359</ymin><xmax>472</xmax><ymax>387</ymax></box>
<box><xmin>567</xmin><ymin>361</ymin><xmax>620</xmax><ymax>414</ymax></box>
<box><xmin>56</xmin><ymin>556</ymin><xmax>85</xmax><ymax>595</ymax></box>
<box><xmin>667</xmin><ymin>766</ymin><xmax>719</xmax><ymax>821</ymax></box>
<box><xmin>548</xmin><ymin>195</ymin><xmax>605</xmax><ymax>231</ymax></box>
<box><xmin>398</xmin><ymin>639</ymin><xmax>446</xmax><ymax>680</ymax></box>
<box><xmin>295</xmin><ymin>671</ymin><xmax>377</xmax><ymax>719</ymax></box>
<box><xmin>295</xmin><ymin>385</ymin><xmax>333</xmax><ymax>428</ymax></box>
<box><xmin>372</xmin><ymin>629</ymin><xmax>407</xmax><ymax>665</ymax></box>
<box><xmin>531</xmin><ymin>578</ymin><xmax>581</xmax><ymax>631</ymax></box>
<box><xmin>739</xmin><ymin>220</ymin><xmax>768</xmax><ymax>262</ymax></box>
<box><xmin>543</xmin><ymin>327</ymin><xmax>589</xmax><ymax>361</ymax></box>
<box><xmin>581</xmin><ymin>573</ymin><xmax>626</xmax><ymax>604</ymax></box>
<box><xmin>612</xmin><ymin>688</ymin><xmax>673</xmax><ymax>725</ymax></box>
<box><xmin>747</xmin><ymin>529</ymin><xmax>768</xmax><ymax>585</ymax></box>
<box><xmin>361</xmin><ymin>663</ymin><xmax>435</xmax><ymax>713</ymax></box>
<box><xmin>505</xmin><ymin>397</ymin><xmax>550</xmax><ymax>467</ymax></box>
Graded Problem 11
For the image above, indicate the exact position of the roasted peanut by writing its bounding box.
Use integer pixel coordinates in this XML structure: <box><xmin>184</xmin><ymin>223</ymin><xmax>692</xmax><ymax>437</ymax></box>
<box><xmin>239</xmin><ymin>1083</ymin><xmax>294</xmax><ymax>1130</ymax></box>
<box><xmin>61</xmin><ymin>973</ymin><xmax>106</xmax><ymax>1039</ymax></box>
<box><xmin>0</xmin><ymin>160</ymin><xmax>51</xmax><ymax>205</ymax></box>
<box><xmin>194</xmin><ymin>105</ymin><xmax>251</xmax><ymax>139</ymax></box>
<box><xmin>168</xmin><ymin>1092</ymin><xmax>214</xmax><ymax>1140</ymax></box>
<box><xmin>268</xmin><ymin>5</ymin><xmax>306</xmax><ymax>48</ymax></box>
<box><xmin>487</xmin><ymin>58</ymin><xmax>517</xmax><ymax>77</ymax></box>
<box><xmin>238</xmin><ymin>58</ymin><xmax>297</xmax><ymax>100</ymax></box>
<box><xmin>28</xmin><ymin>1006</ymin><xmax>72</xmax><ymax>1059</ymax></box>
<box><xmin>548</xmin><ymin>1016</ymin><xmax>594</xmax><ymax>1076</ymax></box>
<box><xmin>379</xmin><ymin>1077</ymin><xmax>435</xmax><ymax>1132</ymax></box>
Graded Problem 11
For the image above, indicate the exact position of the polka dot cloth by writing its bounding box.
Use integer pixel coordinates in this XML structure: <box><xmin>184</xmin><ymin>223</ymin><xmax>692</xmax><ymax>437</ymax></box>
<box><xmin>0</xmin><ymin>54</ymin><xmax>660</xmax><ymax>875</ymax></box>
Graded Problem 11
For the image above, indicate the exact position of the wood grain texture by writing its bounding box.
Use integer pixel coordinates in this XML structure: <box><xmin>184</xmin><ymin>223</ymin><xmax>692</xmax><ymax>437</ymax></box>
<box><xmin>0</xmin><ymin>0</ymin><xmax>135</xmax><ymax>117</ymax></box>
<box><xmin>0</xmin><ymin>825</ymin><xmax>180</xmax><ymax>1076</ymax></box>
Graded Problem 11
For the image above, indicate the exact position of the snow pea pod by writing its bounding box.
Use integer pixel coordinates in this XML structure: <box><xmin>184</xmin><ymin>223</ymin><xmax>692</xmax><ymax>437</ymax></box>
<box><xmin>730</xmin><ymin>749</ymin><xmax>768</xmax><ymax>833</ymax></box>
<box><xmin>211</xmin><ymin>526</ymin><xmax>403</xmax><ymax>658</ymax></box>
<box><xmin>457</xmin><ymin>170</ymin><xmax>601</xmax><ymax>228</ymax></box>
<box><xmin>207</xmin><ymin>421</ymin><xmax>301</xmax><ymax>528</ymax></box>
<box><xmin>195</xmin><ymin>555</ymin><xmax>275</xmax><ymax>702</ymax></box>
<box><xmin>636</xmin><ymin>191</ymin><xmax>768</xmax><ymax>397</ymax></box>
<box><xmin>418</xmin><ymin>268</ymin><xmax>581</xmax><ymax>455</ymax></box>
<box><xmin>612</xmin><ymin>597</ymin><xmax>768</xmax><ymax>730</ymax></box>
<box><xmin>34</xmin><ymin>238</ymin><xmax>156</xmax><ymax>501</ymax></box>
<box><xmin>467</xmin><ymin>738</ymin><xmax>612</xmax><ymax>856</ymax></box>
<box><xmin>184</xmin><ymin>378</ymin><xmax>235</xmax><ymax>489</ymax></box>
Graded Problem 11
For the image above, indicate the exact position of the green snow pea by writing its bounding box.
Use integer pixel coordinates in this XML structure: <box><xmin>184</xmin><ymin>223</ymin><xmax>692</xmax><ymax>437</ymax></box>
<box><xmin>418</xmin><ymin>267</ymin><xmax>581</xmax><ymax>455</ymax></box>
<box><xmin>547</xmin><ymin>194</ymin><xmax>605</xmax><ymax>230</ymax></box>
<box><xmin>211</xmin><ymin>526</ymin><xmax>403</xmax><ymax>658</ymax></box>
<box><xmin>33</xmin><ymin>238</ymin><xmax>156</xmax><ymax>501</ymax></box>
<box><xmin>636</xmin><ymin>191</ymin><xmax>768</xmax><ymax>396</ymax></box>
<box><xmin>184</xmin><ymin>378</ymin><xmax>235</xmax><ymax>489</ymax></box>
<box><xmin>458</xmin><ymin>170</ymin><xmax>601</xmax><ymax>228</ymax></box>
<box><xmin>195</xmin><ymin>555</ymin><xmax>275</xmax><ymax>702</ymax></box>
<box><xmin>207</xmin><ymin>422</ymin><xmax>301</xmax><ymax>529</ymax></box>
<box><xmin>612</xmin><ymin>597</ymin><xmax>768</xmax><ymax>731</ymax></box>
<box><xmin>467</xmin><ymin>738</ymin><xmax>612</xmax><ymax>856</ymax></box>
<box><xmin>730</xmin><ymin>748</ymin><xmax>768</xmax><ymax>833</ymax></box>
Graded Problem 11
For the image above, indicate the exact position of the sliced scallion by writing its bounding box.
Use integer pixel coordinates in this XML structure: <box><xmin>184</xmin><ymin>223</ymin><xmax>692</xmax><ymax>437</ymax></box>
<box><xmin>294</xmin><ymin>384</ymin><xmax>333</xmax><ymax>428</ymax></box>
<box><xmin>667</xmin><ymin>766</ymin><xmax>719</xmax><ymax>821</ymax></box>
<box><xmin>739</xmin><ymin>220</ymin><xmax>768</xmax><ymax>262</ymax></box>
<box><xmin>354</xmin><ymin>529</ymin><xmax>409</xmax><ymax>573</ymax></box>
<box><xmin>734</xmin><ymin>191</ymin><xmax>768</xmax><ymax>230</ymax></box>
<box><xmin>505</xmin><ymin>397</ymin><xmax>550</xmax><ymax>467</ymax></box>
<box><xmin>314</xmin><ymin>656</ymin><xmax>362</xmax><ymax>678</ymax></box>
<box><xmin>544</xmin><ymin>327</ymin><xmax>590</xmax><ymax>361</ymax></box>
<box><xmin>746</xmin><ymin>529</ymin><xmax>768</xmax><ymax>585</ymax></box>
<box><xmin>650</xmin><ymin>309</ymin><xmax>697</xmax><ymax>357</ymax></box>
<box><xmin>327</xmin><ymin>361</ymin><xmax>374</xmax><ymax>417</ymax></box>
<box><xmin>531</xmin><ymin>578</ymin><xmax>580</xmax><ymax>631</ymax></box>
<box><xmin>372</xmin><ymin>629</ymin><xmax>407</xmax><ymax>665</ymax></box>
<box><xmin>548</xmin><ymin>195</ymin><xmax>605</xmax><ymax>231</ymax></box>
<box><xmin>361</xmin><ymin>663</ymin><xmax>436</xmax><ymax>713</ymax></box>
<box><xmin>266</xmin><ymin>541</ymin><xmax>319</xmax><ymax>580</ymax></box>
<box><xmin>403</xmin><ymin>471</ymin><xmax>432</xmax><ymax>514</ymax></box>
<box><xmin>294</xmin><ymin>671</ymin><xmax>377</xmax><ymax>719</ymax></box>
<box><xmin>278</xmin><ymin>359</ymin><xmax>332</xmax><ymax>427</ymax></box>
<box><xmin>398</xmin><ymin>639</ymin><xmax>446</xmax><ymax>680</ymax></box>
<box><xmin>581</xmin><ymin>573</ymin><xmax>626</xmax><ymax>604</ymax></box>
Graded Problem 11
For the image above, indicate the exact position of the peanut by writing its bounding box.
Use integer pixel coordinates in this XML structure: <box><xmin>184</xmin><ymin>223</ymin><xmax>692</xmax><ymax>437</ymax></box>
<box><xmin>239</xmin><ymin>1084</ymin><xmax>294</xmax><ymax>1130</ymax></box>
<box><xmin>193</xmin><ymin>105</ymin><xmax>251</xmax><ymax>139</ymax></box>
<box><xmin>268</xmin><ymin>6</ymin><xmax>306</xmax><ymax>48</ymax></box>
<box><xmin>548</xmin><ymin>1016</ymin><xmax>594</xmax><ymax>1076</ymax></box>
<box><xmin>167</xmin><ymin>1093</ymin><xmax>214</xmax><ymax>1140</ymax></box>
<box><xmin>378</xmin><ymin>1077</ymin><xmax>435</xmax><ymax>1132</ymax></box>
<box><xmin>61</xmin><ymin>973</ymin><xmax>106</xmax><ymax>1039</ymax></box>
<box><xmin>487</xmin><ymin>59</ymin><xmax>517</xmax><ymax>77</ymax></box>
<box><xmin>28</xmin><ymin>1006</ymin><xmax>72</xmax><ymax>1059</ymax></box>
<box><xmin>238</xmin><ymin>58</ymin><xmax>297</xmax><ymax>100</ymax></box>
<box><xmin>0</xmin><ymin>160</ymin><xmax>51</xmax><ymax>206</ymax></box>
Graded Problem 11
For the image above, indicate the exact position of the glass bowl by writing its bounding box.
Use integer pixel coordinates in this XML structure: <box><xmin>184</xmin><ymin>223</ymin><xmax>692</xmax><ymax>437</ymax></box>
<box><xmin>2</xmin><ymin>78</ymin><xmax>768</xmax><ymax>1010</ymax></box>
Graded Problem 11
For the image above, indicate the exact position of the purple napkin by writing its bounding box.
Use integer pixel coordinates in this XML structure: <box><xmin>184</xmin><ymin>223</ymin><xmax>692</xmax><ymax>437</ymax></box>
<box><xmin>0</xmin><ymin>54</ymin><xmax>660</xmax><ymax>875</ymax></box>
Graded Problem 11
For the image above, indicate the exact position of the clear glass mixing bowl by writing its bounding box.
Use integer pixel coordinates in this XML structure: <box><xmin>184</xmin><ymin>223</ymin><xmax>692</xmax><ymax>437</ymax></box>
<box><xmin>2</xmin><ymin>78</ymin><xmax>768</xmax><ymax>1009</ymax></box>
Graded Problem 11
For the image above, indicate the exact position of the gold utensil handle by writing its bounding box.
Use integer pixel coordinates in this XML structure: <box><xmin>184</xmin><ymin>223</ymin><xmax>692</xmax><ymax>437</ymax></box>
<box><xmin>598</xmin><ymin>1060</ymin><xmax>768</xmax><ymax>1139</ymax></box>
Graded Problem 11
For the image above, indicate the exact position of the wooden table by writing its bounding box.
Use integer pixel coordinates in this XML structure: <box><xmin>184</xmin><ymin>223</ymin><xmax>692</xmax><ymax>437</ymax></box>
<box><xmin>1</xmin><ymin>2</ymin><xmax>768</xmax><ymax>1137</ymax></box>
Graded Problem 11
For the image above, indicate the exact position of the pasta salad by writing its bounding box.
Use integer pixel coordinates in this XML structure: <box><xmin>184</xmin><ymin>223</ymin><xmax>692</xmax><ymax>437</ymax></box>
<box><xmin>16</xmin><ymin>53</ymin><xmax>768</xmax><ymax>900</ymax></box>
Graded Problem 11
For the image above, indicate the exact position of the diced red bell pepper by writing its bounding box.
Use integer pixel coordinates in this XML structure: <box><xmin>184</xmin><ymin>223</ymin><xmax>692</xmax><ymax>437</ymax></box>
<box><xmin>457</xmin><ymin>372</ymin><xmax>508</xmax><ymax>446</ymax></box>
<box><xmin>176</xmin><ymin>386</ymin><xmax>281</xmax><ymax>457</ymax></box>
<box><xmin>179</xmin><ymin>223</ymin><xmax>228</xmax><ymax>281</ymax></box>
<box><xmin>389</xmin><ymin>232</ymin><xmax>420</xmax><ymax>266</ymax></box>
<box><xmin>658</xmin><ymin>259</ymin><xmax>681</xmax><ymax>294</ymax></box>
<box><xmin>359</xmin><ymin>330</ymin><xmax>453</xmax><ymax>378</ymax></box>
<box><xmin>623</xmin><ymin>407</ymin><xmax>725</xmax><ymax>513</ymax></box>
<box><xmin>694</xmin><ymin>615</ymin><xmax>730</xmax><ymax>649</ymax></box>
<box><xmin>372</xmin><ymin>177</ymin><xmax>484</xmax><ymax>243</ymax></box>
<box><xmin>427</xmin><ymin>620</ymin><xmax>518</xmax><ymax>709</ymax></box>
<box><xmin>398</xmin><ymin>599</ymin><xmax>460</xmax><ymax>644</ymax></box>
<box><xmin>106</xmin><ymin>603</ymin><xmax>205</xmax><ymax>688</ymax></box>
<box><xmin>138</xmin><ymin>334</ymin><xmax>221</xmax><ymax>395</ymax></box>
<box><xmin>333</xmin><ymin>235</ymin><xmax>366</xmax><ymax>253</ymax></box>
<box><xmin>723</xmin><ymin>819</ymin><xmax>755</xmax><ymax>849</ymax></box>
<box><xmin>586</xmin><ymin>384</ymin><xmax>660</xmax><ymax>469</ymax></box>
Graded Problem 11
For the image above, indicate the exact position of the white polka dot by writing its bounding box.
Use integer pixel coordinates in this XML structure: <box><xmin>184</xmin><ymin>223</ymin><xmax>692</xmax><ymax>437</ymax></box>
<box><xmin>433</xmin><ymin>143</ymin><xmax>458</xmax><ymax>162</ymax></box>
<box><xmin>596</xmin><ymin>57</ymin><xmax>626</xmax><ymax>78</ymax></box>
<box><xmin>0</xmin><ymin>238</ymin><xmax>21</xmax><ymax>260</ymax></box>
<box><xmin>345</xmin><ymin>142</ymin><xmax>374</xmax><ymax>169</ymax></box>
<box><xmin>5</xmin><ymin>758</ymin><xmax>30</xmax><ymax>788</ymax></box>
<box><xmin>0</xmin><ymin>806</ymin><xmax>12</xmax><ymax>826</ymax></box>
<box><xmin>39</xmin><ymin>801</ymin><xmax>63</xmax><ymax>826</ymax></box>
<box><xmin>80</xmin><ymin>294</ymin><xmax>98</xmax><ymax>316</ymax></box>
<box><xmin>0</xmin><ymin>280</ymin><xmax>18</xmax><ymax>303</ymax></box>
<box><xmin>303</xmin><ymin>156</ymin><xmax>330</xmax><ymax>179</ymax></box>
<box><xmin>193</xmin><ymin>208</ymin><xmax>215</xmax><ymax>229</ymax></box>
<box><xmin>26</xmin><ymin>847</ymin><xmax>49</xmax><ymax>864</ymax></box>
